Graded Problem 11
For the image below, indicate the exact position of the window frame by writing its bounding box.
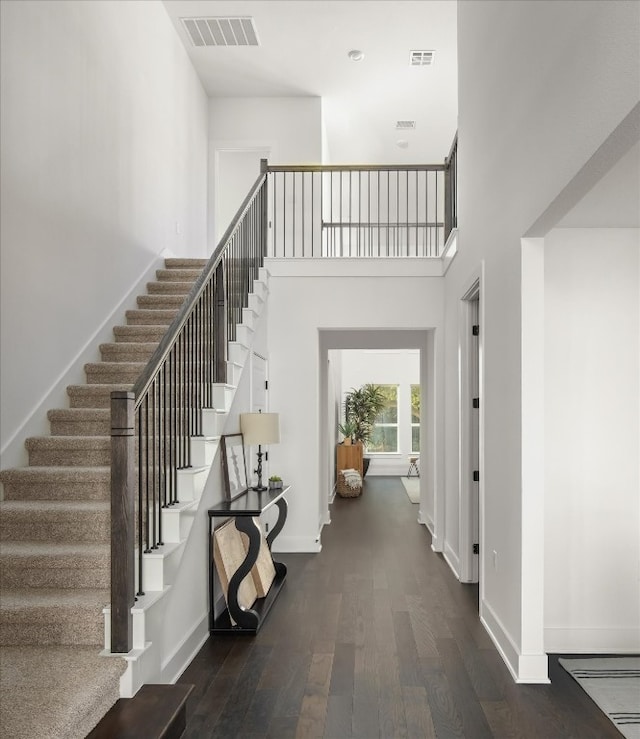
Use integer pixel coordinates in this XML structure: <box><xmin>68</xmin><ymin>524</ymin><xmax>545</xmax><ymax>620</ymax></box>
<box><xmin>410</xmin><ymin>383</ymin><xmax>420</xmax><ymax>454</ymax></box>
<box><xmin>366</xmin><ymin>384</ymin><xmax>399</xmax><ymax>454</ymax></box>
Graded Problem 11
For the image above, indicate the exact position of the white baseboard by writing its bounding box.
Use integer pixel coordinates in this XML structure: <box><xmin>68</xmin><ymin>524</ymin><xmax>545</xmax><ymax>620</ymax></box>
<box><xmin>481</xmin><ymin>600</ymin><xmax>549</xmax><ymax>684</ymax></box>
<box><xmin>443</xmin><ymin>542</ymin><xmax>460</xmax><ymax>579</ymax></box>
<box><xmin>430</xmin><ymin>530</ymin><xmax>443</xmax><ymax>553</ymax></box>
<box><xmin>0</xmin><ymin>249</ymin><xmax>175</xmax><ymax>474</ymax></box>
<box><xmin>163</xmin><ymin>612</ymin><xmax>209</xmax><ymax>684</ymax></box>
<box><xmin>272</xmin><ymin>535</ymin><xmax>322</xmax><ymax>553</ymax></box>
<box><xmin>545</xmin><ymin>627</ymin><xmax>640</xmax><ymax>654</ymax></box>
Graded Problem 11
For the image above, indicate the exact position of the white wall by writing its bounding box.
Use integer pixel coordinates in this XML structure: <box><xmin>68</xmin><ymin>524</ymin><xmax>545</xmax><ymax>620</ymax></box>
<box><xmin>0</xmin><ymin>0</ymin><xmax>208</xmax><ymax>465</ymax></box>
<box><xmin>452</xmin><ymin>0</ymin><xmax>640</xmax><ymax>680</ymax></box>
<box><xmin>544</xmin><ymin>228</ymin><xmax>640</xmax><ymax>653</ymax></box>
<box><xmin>340</xmin><ymin>350</ymin><xmax>420</xmax><ymax>475</ymax></box>
<box><xmin>208</xmin><ymin>97</ymin><xmax>323</xmax><ymax>251</ymax></box>
<box><xmin>266</xmin><ymin>258</ymin><xmax>444</xmax><ymax>552</ymax></box>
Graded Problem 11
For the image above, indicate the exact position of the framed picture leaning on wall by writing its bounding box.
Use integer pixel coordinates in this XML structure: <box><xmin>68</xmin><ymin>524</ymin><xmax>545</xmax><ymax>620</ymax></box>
<box><xmin>220</xmin><ymin>433</ymin><xmax>249</xmax><ymax>502</ymax></box>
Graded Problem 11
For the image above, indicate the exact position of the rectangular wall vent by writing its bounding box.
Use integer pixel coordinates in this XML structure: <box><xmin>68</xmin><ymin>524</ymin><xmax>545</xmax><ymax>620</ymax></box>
<box><xmin>181</xmin><ymin>17</ymin><xmax>259</xmax><ymax>47</ymax></box>
<box><xmin>410</xmin><ymin>50</ymin><xmax>435</xmax><ymax>66</ymax></box>
<box><xmin>396</xmin><ymin>120</ymin><xmax>416</xmax><ymax>130</ymax></box>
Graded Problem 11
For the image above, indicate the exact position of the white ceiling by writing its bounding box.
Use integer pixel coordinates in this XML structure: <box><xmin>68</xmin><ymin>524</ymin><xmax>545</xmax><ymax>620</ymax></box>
<box><xmin>162</xmin><ymin>0</ymin><xmax>458</xmax><ymax>164</ymax></box>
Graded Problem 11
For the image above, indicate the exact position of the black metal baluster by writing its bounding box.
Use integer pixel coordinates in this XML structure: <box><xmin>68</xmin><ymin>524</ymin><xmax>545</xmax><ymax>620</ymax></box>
<box><xmin>435</xmin><ymin>168</ymin><xmax>439</xmax><ymax>256</ymax></box>
<box><xmin>144</xmin><ymin>396</ymin><xmax>151</xmax><ymax>554</ymax></box>
<box><xmin>137</xmin><ymin>404</ymin><xmax>144</xmax><ymax>595</ymax></box>
<box><xmin>151</xmin><ymin>379</ymin><xmax>157</xmax><ymax>549</ymax></box>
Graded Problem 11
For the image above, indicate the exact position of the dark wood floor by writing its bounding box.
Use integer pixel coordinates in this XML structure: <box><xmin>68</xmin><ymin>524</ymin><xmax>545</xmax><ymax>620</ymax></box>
<box><xmin>178</xmin><ymin>477</ymin><xmax>620</xmax><ymax>738</ymax></box>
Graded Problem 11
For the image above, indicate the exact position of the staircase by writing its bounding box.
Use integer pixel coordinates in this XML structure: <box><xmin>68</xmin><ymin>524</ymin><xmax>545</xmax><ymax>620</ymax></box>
<box><xmin>0</xmin><ymin>258</ymin><xmax>209</xmax><ymax>739</ymax></box>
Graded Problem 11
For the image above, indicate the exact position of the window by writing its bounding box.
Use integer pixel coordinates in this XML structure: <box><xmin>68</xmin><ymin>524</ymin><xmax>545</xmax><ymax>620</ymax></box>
<box><xmin>411</xmin><ymin>384</ymin><xmax>420</xmax><ymax>453</ymax></box>
<box><xmin>367</xmin><ymin>385</ymin><xmax>398</xmax><ymax>453</ymax></box>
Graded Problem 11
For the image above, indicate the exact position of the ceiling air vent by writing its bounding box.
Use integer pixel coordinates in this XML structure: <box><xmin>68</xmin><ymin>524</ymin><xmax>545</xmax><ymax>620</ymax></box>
<box><xmin>396</xmin><ymin>120</ymin><xmax>416</xmax><ymax>130</ymax></box>
<box><xmin>181</xmin><ymin>17</ymin><xmax>259</xmax><ymax>47</ymax></box>
<box><xmin>410</xmin><ymin>50</ymin><xmax>435</xmax><ymax>66</ymax></box>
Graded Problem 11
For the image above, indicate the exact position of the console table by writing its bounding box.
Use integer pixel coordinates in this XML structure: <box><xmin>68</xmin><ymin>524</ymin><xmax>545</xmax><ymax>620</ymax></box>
<box><xmin>207</xmin><ymin>485</ymin><xmax>290</xmax><ymax>634</ymax></box>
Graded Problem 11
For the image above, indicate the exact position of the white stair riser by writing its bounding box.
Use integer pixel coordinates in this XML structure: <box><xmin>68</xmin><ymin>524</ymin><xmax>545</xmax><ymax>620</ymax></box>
<box><xmin>247</xmin><ymin>293</ymin><xmax>264</xmax><ymax>315</ymax></box>
<box><xmin>228</xmin><ymin>342</ymin><xmax>248</xmax><ymax>365</ymax></box>
<box><xmin>177</xmin><ymin>467</ymin><xmax>209</xmax><ymax>501</ymax></box>
<box><xmin>242</xmin><ymin>308</ymin><xmax>257</xmax><ymax>330</ymax></box>
<box><xmin>211</xmin><ymin>384</ymin><xmax>235</xmax><ymax>411</ymax></box>
<box><xmin>162</xmin><ymin>503</ymin><xmax>196</xmax><ymax>544</ymax></box>
<box><xmin>257</xmin><ymin>268</ymin><xmax>270</xmax><ymax>288</ymax></box>
<box><xmin>226</xmin><ymin>361</ymin><xmax>242</xmax><ymax>386</ymax></box>
<box><xmin>201</xmin><ymin>409</ymin><xmax>227</xmax><ymax>437</ymax></box>
<box><xmin>190</xmin><ymin>436</ymin><xmax>219</xmax><ymax>467</ymax></box>
<box><xmin>143</xmin><ymin>544</ymin><xmax>185</xmax><ymax>592</ymax></box>
<box><xmin>119</xmin><ymin>644</ymin><xmax>156</xmax><ymax>698</ymax></box>
<box><xmin>235</xmin><ymin>324</ymin><xmax>254</xmax><ymax>346</ymax></box>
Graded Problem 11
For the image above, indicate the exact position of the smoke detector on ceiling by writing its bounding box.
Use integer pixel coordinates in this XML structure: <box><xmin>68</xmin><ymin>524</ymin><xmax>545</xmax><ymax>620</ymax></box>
<box><xmin>410</xmin><ymin>50</ymin><xmax>435</xmax><ymax>66</ymax></box>
<box><xmin>181</xmin><ymin>17</ymin><xmax>259</xmax><ymax>47</ymax></box>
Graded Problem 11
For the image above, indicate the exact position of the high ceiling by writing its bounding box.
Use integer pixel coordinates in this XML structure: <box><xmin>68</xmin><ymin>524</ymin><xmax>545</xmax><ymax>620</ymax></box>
<box><xmin>162</xmin><ymin>1</ymin><xmax>458</xmax><ymax>164</ymax></box>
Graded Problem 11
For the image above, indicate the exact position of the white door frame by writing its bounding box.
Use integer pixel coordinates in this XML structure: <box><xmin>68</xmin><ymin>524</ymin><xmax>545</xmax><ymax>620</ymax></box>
<box><xmin>459</xmin><ymin>270</ymin><xmax>484</xmax><ymax>585</ymax></box>
<box><xmin>318</xmin><ymin>329</ymin><xmax>442</xmax><ymax>547</ymax></box>
<box><xmin>210</xmin><ymin>143</ymin><xmax>273</xmax><ymax>251</ymax></box>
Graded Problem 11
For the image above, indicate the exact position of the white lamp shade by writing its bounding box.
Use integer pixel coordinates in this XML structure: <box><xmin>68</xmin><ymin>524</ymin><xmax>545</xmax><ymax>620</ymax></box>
<box><xmin>240</xmin><ymin>413</ymin><xmax>280</xmax><ymax>445</ymax></box>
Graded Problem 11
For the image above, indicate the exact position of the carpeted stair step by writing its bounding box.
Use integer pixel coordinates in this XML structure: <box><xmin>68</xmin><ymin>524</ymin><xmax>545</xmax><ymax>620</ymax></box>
<box><xmin>0</xmin><ymin>466</ymin><xmax>110</xmax><ymax>501</ymax></box>
<box><xmin>67</xmin><ymin>384</ymin><xmax>132</xmax><ymax>409</ymax></box>
<box><xmin>147</xmin><ymin>281</ymin><xmax>195</xmax><ymax>295</ymax></box>
<box><xmin>0</xmin><ymin>589</ymin><xmax>108</xmax><ymax>646</ymax></box>
<box><xmin>155</xmin><ymin>268</ymin><xmax>202</xmax><ymax>283</ymax></box>
<box><xmin>85</xmin><ymin>361</ymin><xmax>146</xmax><ymax>384</ymax></box>
<box><xmin>25</xmin><ymin>436</ymin><xmax>112</xmax><ymax>466</ymax></box>
<box><xmin>48</xmin><ymin>409</ymin><xmax>111</xmax><ymax>436</ymax></box>
<box><xmin>0</xmin><ymin>500</ymin><xmax>109</xmax><ymax>543</ymax></box>
<box><xmin>113</xmin><ymin>325</ymin><xmax>167</xmax><ymax>343</ymax></box>
<box><xmin>99</xmin><ymin>342</ymin><xmax>158</xmax><ymax>363</ymax></box>
<box><xmin>0</xmin><ymin>645</ymin><xmax>125</xmax><ymax>739</ymax></box>
<box><xmin>0</xmin><ymin>542</ymin><xmax>109</xmax><ymax>589</ymax></box>
<box><xmin>137</xmin><ymin>294</ymin><xmax>187</xmax><ymax>310</ymax></box>
<box><xmin>164</xmin><ymin>258</ymin><xmax>207</xmax><ymax>269</ymax></box>
<box><xmin>126</xmin><ymin>308</ymin><xmax>178</xmax><ymax>325</ymax></box>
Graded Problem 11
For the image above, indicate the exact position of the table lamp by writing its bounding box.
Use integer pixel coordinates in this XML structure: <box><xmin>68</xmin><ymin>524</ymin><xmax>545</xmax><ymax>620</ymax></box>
<box><xmin>240</xmin><ymin>412</ymin><xmax>280</xmax><ymax>491</ymax></box>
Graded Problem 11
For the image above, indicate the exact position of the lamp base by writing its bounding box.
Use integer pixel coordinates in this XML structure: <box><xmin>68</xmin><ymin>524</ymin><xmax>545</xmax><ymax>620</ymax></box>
<box><xmin>251</xmin><ymin>484</ymin><xmax>268</xmax><ymax>493</ymax></box>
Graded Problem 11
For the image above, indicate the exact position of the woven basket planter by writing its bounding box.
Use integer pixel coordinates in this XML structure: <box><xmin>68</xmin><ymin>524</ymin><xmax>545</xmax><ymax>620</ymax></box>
<box><xmin>337</xmin><ymin>469</ymin><xmax>362</xmax><ymax>498</ymax></box>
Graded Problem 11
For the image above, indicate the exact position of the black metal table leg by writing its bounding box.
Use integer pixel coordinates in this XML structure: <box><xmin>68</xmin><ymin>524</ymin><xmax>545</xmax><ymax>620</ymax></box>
<box><xmin>225</xmin><ymin>517</ymin><xmax>261</xmax><ymax>630</ymax></box>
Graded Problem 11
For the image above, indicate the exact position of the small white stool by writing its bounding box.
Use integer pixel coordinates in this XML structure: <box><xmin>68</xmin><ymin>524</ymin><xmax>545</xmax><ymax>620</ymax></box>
<box><xmin>407</xmin><ymin>456</ymin><xmax>420</xmax><ymax>478</ymax></box>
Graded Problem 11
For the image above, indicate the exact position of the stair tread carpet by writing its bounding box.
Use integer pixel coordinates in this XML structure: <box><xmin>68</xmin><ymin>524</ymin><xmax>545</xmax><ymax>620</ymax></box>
<box><xmin>0</xmin><ymin>464</ymin><xmax>110</xmax><ymax>482</ymax></box>
<box><xmin>113</xmin><ymin>325</ymin><xmax>167</xmax><ymax>342</ymax></box>
<box><xmin>147</xmin><ymin>280</ymin><xmax>196</xmax><ymax>294</ymax></box>
<box><xmin>0</xmin><ymin>466</ymin><xmax>111</xmax><ymax>500</ymax></box>
<box><xmin>155</xmin><ymin>268</ymin><xmax>202</xmax><ymax>282</ymax></box>
<box><xmin>0</xmin><ymin>542</ymin><xmax>109</xmax><ymax>589</ymax></box>
<box><xmin>164</xmin><ymin>258</ymin><xmax>207</xmax><ymax>268</ymax></box>
<box><xmin>125</xmin><ymin>309</ymin><xmax>178</xmax><ymax>325</ymax></box>
<box><xmin>0</xmin><ymin>646</ymin><xmax>125</xmax><ymax>739</ymax></box>
<box><xmin>0</xmin><ymin>541</ymin><xmax>109</xmax><ymax>556</ymax></box>
<box><xmin>1</xmin><ymin>499</ymin><xmax>109</xmax><ymax>512</ymax></box>
<box><xmin>1</xmin><ymin>587</ymin><xmax>110</xmax><ymax>610</ymax></box>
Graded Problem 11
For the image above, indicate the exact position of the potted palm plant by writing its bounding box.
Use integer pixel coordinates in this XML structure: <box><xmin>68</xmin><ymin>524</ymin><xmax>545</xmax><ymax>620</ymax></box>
<box><xmin>338</xmin><ymin>420</ymin><xmax>357</xmax><ymax>445</ymax></box>
<box><xmin>343</xmin><ymin>384</ymin><xmax>386</xmax><ymax>475</ymax></box>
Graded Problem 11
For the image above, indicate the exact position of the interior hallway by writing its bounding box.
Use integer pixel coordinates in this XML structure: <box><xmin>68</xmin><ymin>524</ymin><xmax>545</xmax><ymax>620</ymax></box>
<box><xmin>178</xmin><ymin>477</ymin><xmax>618</xmax><ymax>738</ymax></box>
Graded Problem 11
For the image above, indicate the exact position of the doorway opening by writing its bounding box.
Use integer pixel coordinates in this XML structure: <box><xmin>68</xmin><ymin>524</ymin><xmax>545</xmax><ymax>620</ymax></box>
<box><xmin>318</xmin><ymin>329</ymin><xmax>443</xmax><ymax>548</ymax></box>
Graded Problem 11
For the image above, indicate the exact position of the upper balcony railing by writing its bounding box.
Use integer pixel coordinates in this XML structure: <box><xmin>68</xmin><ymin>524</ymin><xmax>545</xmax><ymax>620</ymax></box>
<box><xmin>265</xmin><ymin>139</ymin><xmax>457</xmax><ymax>258</ymax></box>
